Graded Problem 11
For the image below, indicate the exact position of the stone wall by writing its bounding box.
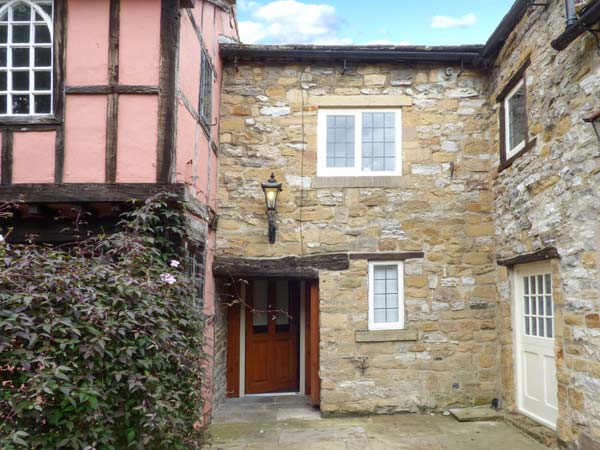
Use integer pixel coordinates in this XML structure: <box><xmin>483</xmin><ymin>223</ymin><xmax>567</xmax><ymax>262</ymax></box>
<box><xmin>217</xmin><ymin>61</ymin><xmax>500</xmax><ymax>413</ymax></box>
<box><xmin>488</xmin><ymin>0</ymin><xmax>600</xmax><ymax>448</ymax></box>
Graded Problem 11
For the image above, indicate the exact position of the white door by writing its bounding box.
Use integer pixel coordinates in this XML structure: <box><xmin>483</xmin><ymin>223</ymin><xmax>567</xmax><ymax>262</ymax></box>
<box><xmin>514</xmin><ymin>262</ymin><xmax>558</xmax><ymax>429</ymax></box>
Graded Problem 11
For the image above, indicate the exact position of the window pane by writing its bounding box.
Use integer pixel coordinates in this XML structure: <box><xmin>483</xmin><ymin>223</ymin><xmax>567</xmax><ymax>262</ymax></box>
<box><xmin>12</xmin><ymin>4</ymin><xmax>31</xmax><ymax>21</ymax></box>
<box><xmin>545</xmin><ymin>274</ymin><xmax>551</xmax><ymax>294</ymax></box>
<box><xmin>523</xmin><ymin>277</ymin><xmax>529</xmax><ymax>295</ymax></box>
<box><xmin>0</xmin><ymin>94</ymin><xmax>6</xmax><ymax>114</ymax></box>
<box><xmin>538</xmin><ymin>317</ymin><xmax>544</xmax><ymax>337</ymax></box>
<box><xmin>12</xmin><ymin>94</ymin><xmax>29</xmax><ymax>114</ymax></box>
<box><xmin>507</xmin><ymin>83</ymin><xmax>526</xmax><ymax>152</ymax></box>
<box><xmin>524</xmin><ymin>317</ymin><xmax>530</xmax><ymax>335</ymax></box>
<box><xmin>326</xmin><ymin>114</ymin><xmax>354</xmax><ymax>168</ymax></box>
<box><xmin>362</xmin><ymin>112</ymin><xmax>395</xmax><ymax>172</ymax></box>
<box><xmin>12</xmin><ymin>71</ymin><xmax>28</xmax><ymax>90</ymax></box>
<box><xmin>0</xmin><ymin>48</ymin><xmax>6</xmax><ymax>67</ymax></box>
<box><xmin>524</xmin><ymin>296</ymin><xmax>529</xmax><ymax>314</ymax></box>
<box><xmin>546</xmin><ymin>318</ymin><xmax>553</xmax><ymax>338</ymax></box>
<box><xmin>34</xmin><ymin>25</ymin><xmax>50</xmax><ymax>43</ymax></box>
<box><xmin>34</xmin><ymin>47</ymin><xmax>51</xmax><ymax>67</ymax></box>
<box><xmin>531</xmin><ymin>297</ymin><xmax>536</xmax><ymax>315</ymax></box>
<box><xmin>531</xmin><ymin>316</ymin><xmax>537</xmax><ymax>335</ymax></box>
<box><xmin>545</xmin><ymin>296</ymin><xmax>552</xmax><ymax>317</ymax></box>
<box><xmin>374</xmin><ymin>309</ymin><xmax>386</xmax><ymax>323</ymax></box>
<box><xmin>0</xmin><ymin>25</ymin><xmax>6</xmax><ymax>43</ymax></box>
<box><xmin>275</xmin><ymin>280</ymin><xmax>289</xmax><ymax>325</ymax></box>
<box><xmin>34</xmin><ymin>70</ymin><xmax>50</xmax><ymax>90</ymax></box>
<box><xmin>12</xmin><ymin>24</ymin><xmax>30</xmax><ymax>43</ymax></box>
<box><xmin>252</xmin><ymin>280</ymin><xmax>268</xmax><ymax>332</ymax></box>
<box><xmin>538</xmin><ymin>297</ymin><xmax>544</xmax><ymax>316</ymax></box>
<box><xmin>12</xmin><ymin>47</ymin><xmax>29</xmax><ymax>67</ymax></box>
<box><xmin>34</xmin><ymin>94</ymin><xmax>50</xmax><ymax>114</ymax></box>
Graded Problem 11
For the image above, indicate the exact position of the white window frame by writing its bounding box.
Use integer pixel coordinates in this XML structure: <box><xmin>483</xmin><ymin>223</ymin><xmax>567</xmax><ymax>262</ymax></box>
<box><xmin>0</xmin><ymin>0</ymin><xmax>54</xmax><ymax>117</ymax></box>
<box><xmin>368</xmin><ymin>261</ymin><xmax>404</xmax><ymax>331</ymax></box>
<box><xmin>504</xmin><ymin>78</ymin><xmax>527</xmax><ymax>160</ymax></box>
<box><xmin>317</xmin><ymin>108</ymin><xmax>402</xmax><ymax>177</ymax></box>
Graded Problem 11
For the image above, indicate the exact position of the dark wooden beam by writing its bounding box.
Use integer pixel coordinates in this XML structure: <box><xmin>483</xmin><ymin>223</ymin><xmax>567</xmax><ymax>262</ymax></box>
<box><xmin>1</xmin><ymin>130</ymin><xmax>13</xmax><ymax>185</ymax></box>
<box><xmin>349</xmin><ymin>252</ymin><xmax>424</xmax><ymax>261</ymax></box>
<box><xmin>213</xmin><ymin>254</ymin><xmax>350</xmax><ymax>279</ymax></box>
<box><xmin>66</xmin><ymin>85</ymin><xmax>160</xmax><ymax>95</ymax></box>
<box><xmin>53</xmin><ymin>0</ymin><xmax>67</xmax><ymax>181</ymax></box>
<box><xmin>180</xmin><ymin>0</ymin><xmax>196</xmax><ymax>7</ymax></box>
<box><xmin>497</xmin><ymin>248</ymin><xmax>560</xmax><ymax>266</ymax></box>
<box><xmin>106</xmin><ymin>0</ymin><xmax>120</xmax><ymax>184</ymax></box>
<box><xmin>157</xmin><ymin>0</ymin><xmax>181</xmax><ymax>183</ymax></box>
<box><xmin>0</xmin><ymin>183</ymin><xmax>186</xmax><ymax>203</ymax></box>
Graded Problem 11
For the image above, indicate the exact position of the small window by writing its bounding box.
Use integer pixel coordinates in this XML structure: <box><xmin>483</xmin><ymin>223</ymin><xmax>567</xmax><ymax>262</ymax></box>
<box><xmin>186</xmin><ymin>242</ymin><xmax>206</xmax><ymax>308</ymax></box>
<box><xmin>199</xmin><ymin>48</ymin><xmax>213</xmax><ymax>129</ymax></box>
<box><xmin>0</xmin><ymin>0</ymin><xmax>54</xmax><ymax>116</ymax></box>
<box><xmin>368</xmin><ymin>261</ymin><xmax>404</xmax><ymax>330</ymax></box>
<box><xmin>504</xmin><ymin>79</ymin><xmax>527</xmax><ymax>159</ymax></box>
<box><xmin>317</xmin><ymin>109</ymin><xmax>402</xmax><ymax>176</ymax></box>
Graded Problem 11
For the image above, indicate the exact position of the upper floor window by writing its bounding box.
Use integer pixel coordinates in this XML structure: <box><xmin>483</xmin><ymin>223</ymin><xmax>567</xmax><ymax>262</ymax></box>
<box><xmin>317</xmin><ymin>109</ymin><xmax>402</xmax><ymax>177</ymax></box>
<box><xmin>504</xmin><ymin>79</ymin><xmax>527</xmax><ymax>159</ymax></box>
<box><xmin>0</xmin><ymin>0</ymin><xmax>53</xmax><ymax>116</ymax></box>
<box><xmin>199</xmin><ymin>48</ymin><xmax>213</xmax><ymax>129</ymax></box>
<box><xmin>368</xmin><ymin>261</ymin><xmax>404</xmax><ymax>331</ymax></box>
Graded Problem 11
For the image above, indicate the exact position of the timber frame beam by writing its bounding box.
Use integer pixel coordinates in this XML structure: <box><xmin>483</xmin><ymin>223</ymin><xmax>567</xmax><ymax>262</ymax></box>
<box><xmin>213</xmin><ymin>254</ymin><xmax>350</xmax><ymax>279</ymax></box>
<box><xmin>0</xmin><ymin>183</ymin><xmax>186</xmax><ymax>203</ymax></box>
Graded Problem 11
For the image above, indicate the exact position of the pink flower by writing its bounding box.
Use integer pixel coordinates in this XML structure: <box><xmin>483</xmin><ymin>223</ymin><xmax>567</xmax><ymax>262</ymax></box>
<box><xmin>170</xmin><ymin>260</ymin><xmax>180</xmax><ymax>268</ymax></box>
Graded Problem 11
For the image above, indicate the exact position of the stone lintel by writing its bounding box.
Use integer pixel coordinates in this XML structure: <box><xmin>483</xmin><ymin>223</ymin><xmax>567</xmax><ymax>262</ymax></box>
<box><xmin>312</xmin><ymin>176</ymin><xmax>406</xmax><ymax>189</ymax></box>
<box><xmin>308</xmin><ymin>95</ymin><xmax>412</xmax><ymax>108</ymax></box>
<box><xmin>355</xmin><ymin>329</ymin><xmax>418</xmax><ymax>343</ymax></box>
<box><xmin>496</xmin><ymin>248</ymin><xmax>560</xmax><ymax>266</ymax></box>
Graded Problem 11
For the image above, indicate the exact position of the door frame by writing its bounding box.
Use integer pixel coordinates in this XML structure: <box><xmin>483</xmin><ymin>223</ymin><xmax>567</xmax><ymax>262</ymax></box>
<box><xmin>512</xmin><ymin>261</ymin><xmax>557</xmax><ymax>430</ymax></box>
<box><xmin>238</xmin><ymin>280</ymin><xmax>306</xmax><ymax>397</ymax></box>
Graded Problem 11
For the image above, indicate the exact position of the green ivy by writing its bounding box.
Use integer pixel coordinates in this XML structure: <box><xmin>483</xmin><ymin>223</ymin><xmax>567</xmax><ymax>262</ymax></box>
<box><xmin>0</xmin><ymin>194</ymin><xmax>206</xmax><ymax>449</ymax></box>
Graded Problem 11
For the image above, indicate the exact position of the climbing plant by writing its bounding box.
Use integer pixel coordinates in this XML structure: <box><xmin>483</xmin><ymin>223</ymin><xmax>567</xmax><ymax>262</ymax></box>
<box><xmin>0</xmin><ymin>194</ymin><xmax>206</xmax><ymax>449</ymax></box>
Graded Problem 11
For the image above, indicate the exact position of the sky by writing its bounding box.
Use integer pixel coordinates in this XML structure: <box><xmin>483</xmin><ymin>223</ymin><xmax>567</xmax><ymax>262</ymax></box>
<box><xmin>236</xmin><ymin>0</ymin><xmax>516</xmax><ymax>46</ymax></box>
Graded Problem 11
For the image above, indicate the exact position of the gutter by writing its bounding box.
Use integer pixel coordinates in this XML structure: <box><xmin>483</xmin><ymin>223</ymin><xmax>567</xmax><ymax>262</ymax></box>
<box><xmin>551</xmin><ymin>0</ymin><xmax>600</xmax><ymax>50</ymax></box>
<box><xmin>220</xmin><ymin>44</ymin><xmax>485</xmax><ymax>67</ymax></box>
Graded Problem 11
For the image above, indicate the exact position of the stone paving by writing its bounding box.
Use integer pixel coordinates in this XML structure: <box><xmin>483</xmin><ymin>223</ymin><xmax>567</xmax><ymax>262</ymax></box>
<box><xmin>206</xmin><ymin>396</ymin><xmax>550</xmax><ymax>450</ymax></box>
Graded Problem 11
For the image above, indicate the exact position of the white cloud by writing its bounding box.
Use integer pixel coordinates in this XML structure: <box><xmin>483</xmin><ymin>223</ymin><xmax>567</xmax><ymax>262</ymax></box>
<box><xmin>237</xmin><ymin>0</ymin><xmax>259</xmax><ymax>9</ymax></box>
<box><xmin>431</xmin><ymin>13</ymin><xmax>477</xmax><ymax>29</ymax></box>
<box><xmin>238</xmin><ymin>0</ymin><xmax>352</xmax><ymax>45</ymax></box>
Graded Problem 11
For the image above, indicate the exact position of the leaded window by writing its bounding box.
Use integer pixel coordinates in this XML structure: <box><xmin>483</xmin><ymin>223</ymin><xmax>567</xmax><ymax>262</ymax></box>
<box><xmin>504</xmin><ymin>79</ymin><xmax>527</xmax><ymax>159</ymax></box>
<box><xmin>199</xmin><ymin>48</ymin><xmax>213</xmax><ymax>128</ymax></box>
<box><xmin>368</xmin><ymin>261</ymin><xmax>404</xmax><ymax>330</ymax></box>
<box><xmin>0</xmin><ymin>0</ymin><xmax>53</xmax><ymax>116</ymax></box>
<box><xmin>317</xmin><ymin>109</ymin><xmax>402</xmax><ymax>176</ymax></box>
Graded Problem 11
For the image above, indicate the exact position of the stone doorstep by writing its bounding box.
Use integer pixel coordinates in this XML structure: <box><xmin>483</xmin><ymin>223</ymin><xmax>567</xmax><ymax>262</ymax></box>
<box><xmin>449</xmin><ymin>408</ymin><xmax>558</xmax><ymax>449</ymax></box>
<box><xmin>502</xmin><ymin>412</ymin><xmax>558</xmax><ymax>449</ymax></box>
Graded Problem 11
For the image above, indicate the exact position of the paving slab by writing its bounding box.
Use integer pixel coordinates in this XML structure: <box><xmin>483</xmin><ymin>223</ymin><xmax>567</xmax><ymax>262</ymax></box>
<box><xmin>206</xmin><ymin>397</ymin><xmax>549</xmax><ymax>450</ymax></box>
<box><xmin>449</xmin><ymin>406</ymin><xmax>503</xmax><ymax>422</ymax></box>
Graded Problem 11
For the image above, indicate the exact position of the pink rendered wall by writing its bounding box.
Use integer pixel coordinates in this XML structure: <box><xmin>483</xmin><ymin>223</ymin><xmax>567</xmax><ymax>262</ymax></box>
<box><xmin>66</xmin><ymin>0</ymin><xmax>110</xmax><ymax>85</ymax></box>
<box><xmin>12</xmin><ymin>132</ymin><xmax>56</xmax><ymax>183</ymax></box>
<box><xmin>179</xmin><ymin>12</ymin><xmax>201</xmax><ymax>111</ymax></box>
<box><xmin>116</xmin><ymin>95</ymin><xmax>158</xmax><ymax>183</ymax></box>
<box><xmin>64</xmin><ymin>96</ymin><xmax>107</xmax><ymax>183</ymax></box>
<box><xmin>119</xmin><ymin>0</ymin><xmax>161</xmax><ymax>85</ymax></box>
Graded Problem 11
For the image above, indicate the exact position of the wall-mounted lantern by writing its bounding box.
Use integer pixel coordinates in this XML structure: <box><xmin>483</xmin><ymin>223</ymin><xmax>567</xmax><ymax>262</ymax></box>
<box><xmin>261</xmin><ymin>173</ymin><xmax>282</xmax><ymax>244</ymax></box>
<box><xmin>584</xmin><ymin>111</ymin><xmax>600</xmax><ymax>143</ymax></box>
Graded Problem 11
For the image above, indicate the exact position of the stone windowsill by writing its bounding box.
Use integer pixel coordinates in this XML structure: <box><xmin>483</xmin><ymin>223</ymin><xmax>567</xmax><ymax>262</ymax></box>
<box><xmin>355</xmin><ymin>329</ymin><xmax>418</xmax><ymax>343</ymax></box>
<box><xmin>312</xmin><ymin>176</ymin><xmax>405</xmax><ymax>189</ymax></box>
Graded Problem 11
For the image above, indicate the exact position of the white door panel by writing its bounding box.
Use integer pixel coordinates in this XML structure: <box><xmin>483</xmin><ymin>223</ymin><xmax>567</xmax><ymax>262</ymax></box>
<box><xmin>514</xmin><ymin>262</ymin><xmax>558</xmax><ymax>429</ymax></box>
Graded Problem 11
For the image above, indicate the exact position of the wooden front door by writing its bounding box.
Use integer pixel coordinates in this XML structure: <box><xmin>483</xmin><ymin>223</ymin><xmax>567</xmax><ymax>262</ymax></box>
<box><xmin>245</xmin><ymin>279</ymin><xmax>299</xmax><ymax>394</ymax></box>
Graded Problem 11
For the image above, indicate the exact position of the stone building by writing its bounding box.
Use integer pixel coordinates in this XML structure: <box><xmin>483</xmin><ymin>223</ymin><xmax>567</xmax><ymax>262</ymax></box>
<box><xmin>212</xmin><ymin>0</ymin><xmax>600</xmax><ymax>449</ymax></box>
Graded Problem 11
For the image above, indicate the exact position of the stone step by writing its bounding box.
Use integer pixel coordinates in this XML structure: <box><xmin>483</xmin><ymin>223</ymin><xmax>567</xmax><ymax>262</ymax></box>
<box><xmin>448</xmin><ymin>406</ymin><xmax>503</xmax><ymax>422</ymax></box>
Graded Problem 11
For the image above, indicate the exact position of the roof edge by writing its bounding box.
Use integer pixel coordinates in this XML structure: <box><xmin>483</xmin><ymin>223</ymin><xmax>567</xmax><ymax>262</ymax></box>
<box><xmin>220</xmin><ymin>44</ymin><xmax>486</xmax><ymax>67</ymax></box>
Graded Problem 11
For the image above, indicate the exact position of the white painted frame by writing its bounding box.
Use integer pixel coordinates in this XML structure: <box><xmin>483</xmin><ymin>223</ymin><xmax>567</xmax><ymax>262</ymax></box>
<box><xmin>504</xmin><ymin>78</ymin><xmax>527</xmax><ymax>160</ymax></box>
<box><xmin>238</xmin><ymin>280</ymin><xmax>305</xmax><ymax>397</ymax></box>
<box><xmin>0</xmin><ymin>0</ymin><xmax>54</xmax><ymax>116</ymax></box>
<box><xmin>512</xmin><ymin>261</ymin><xmax>557</xmax><ymax>430</ymax></box>
<box><xmin>368</xmin><ymin>261</ymin><xmax>404</xmax><ymax>331</ymax></box>
<box><xmin>317</xmin><ymin>108</ymin><xmax>403</xmax><ymax>177</ymax></box>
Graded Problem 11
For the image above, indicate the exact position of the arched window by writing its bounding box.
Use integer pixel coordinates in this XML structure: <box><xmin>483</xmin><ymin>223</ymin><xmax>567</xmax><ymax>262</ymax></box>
<box><xmin>0</xmin><ymin>0</ymin><xmax>53</xmax><ymax>116</ymax></box>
